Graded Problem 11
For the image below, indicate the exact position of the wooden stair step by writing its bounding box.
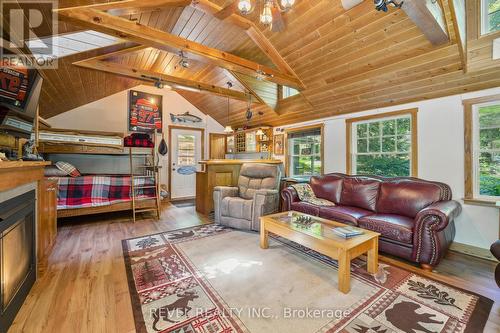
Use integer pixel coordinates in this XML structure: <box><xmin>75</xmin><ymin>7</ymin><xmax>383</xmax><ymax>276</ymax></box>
<box><xmin>135</xmin><ymin>208</ymin><xmax>158</xmax><ymax>213</ymax></box>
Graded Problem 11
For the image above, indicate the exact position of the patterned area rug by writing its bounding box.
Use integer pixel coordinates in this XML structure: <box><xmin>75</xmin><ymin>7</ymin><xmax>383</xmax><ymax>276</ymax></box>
<box><xmin>122</xmin><ymin>225</ymin><xmax>493</xmax><ymax>333</ymax></box>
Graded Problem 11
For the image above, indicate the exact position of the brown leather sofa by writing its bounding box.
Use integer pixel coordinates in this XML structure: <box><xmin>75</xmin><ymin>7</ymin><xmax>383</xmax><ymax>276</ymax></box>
<box><xmin>281</xmin><ymin>173</ymin><xmax>462</xmax><ymax>270</ymax></box>
<box><xmin>490</xmin><ymin>240</ymin><xmax>500</xmax><ymax>287</ymax></box>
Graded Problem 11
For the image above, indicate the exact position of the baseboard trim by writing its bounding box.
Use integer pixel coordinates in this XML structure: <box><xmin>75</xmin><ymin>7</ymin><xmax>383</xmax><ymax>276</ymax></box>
<box><xmin>449</xmin><ymin>242</ymin><xmax>497</xmax><ymax>262</ymax></box>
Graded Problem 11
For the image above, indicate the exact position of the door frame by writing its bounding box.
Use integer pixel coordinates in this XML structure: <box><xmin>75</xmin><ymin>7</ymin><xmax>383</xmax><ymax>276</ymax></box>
<box><xmin>168</xmin><ymin>125</ymin><xmax>205</xmax><ymax>200</ymax></box>
<box><xmin>209</xmin><ymin>133</ymin><xmax>227</xmax><ymax>159</ymax></box>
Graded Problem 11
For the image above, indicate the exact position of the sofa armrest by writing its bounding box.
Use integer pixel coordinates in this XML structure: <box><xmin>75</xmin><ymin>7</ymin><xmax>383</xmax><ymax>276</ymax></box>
<box><xmin>281</xmin><ymin>186</ymin><xmax>300</xmax><ymax>211</ymax></box>
<box><xmin>415</xmin><ymin>200</ymin><xmax>462</xmax><ymax>232</ymax></box>
<box><xmin>252</xmin><ymin>189</ymin><xmax>279</xmax><ymax>231</ymax></box>
<box><xmin>213</xmin><ymin>186</ymin><xmax>239</xmax><ymax>223</ymax></box>
<box><xmin>412</xmin><ymin>200</ymin><xmax>462</xmax><ymax>266</ymax></box>
<box><xmin>213</xmin><ymin>186</ymin><xmax>239</xmax><ymax>199</ymax></box>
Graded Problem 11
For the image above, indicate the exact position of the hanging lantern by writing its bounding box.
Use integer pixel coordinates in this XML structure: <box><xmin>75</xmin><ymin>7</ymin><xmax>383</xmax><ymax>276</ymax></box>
<box><xmin>224</xmin><ymin>82</ymin><xmax>233</xmax><ymax>133</ymax></box>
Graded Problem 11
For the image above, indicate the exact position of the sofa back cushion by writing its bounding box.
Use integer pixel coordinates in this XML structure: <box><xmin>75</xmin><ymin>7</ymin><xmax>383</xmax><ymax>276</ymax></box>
<box><xmin>376</xmin><ymin>179</ymin><xmax>449</xmax><ymax>218</ymax></box>
<box><xmin>238</xmin><ymin>163</ymin><xmax>280</xmax><ymax>200</ymax></box>
<box><xmin>340</xmin><ymin>177</ymin><xmax>380</xmax><ymax>211</ymax></box>
<box><xmin>309</xmin><ymin>174</ymin><xmax>344</xmax><ymax>204</ymax></box>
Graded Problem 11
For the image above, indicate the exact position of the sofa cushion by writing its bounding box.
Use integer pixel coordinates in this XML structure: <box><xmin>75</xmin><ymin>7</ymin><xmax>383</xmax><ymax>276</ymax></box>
<box><xmin>358</xmin><ymin>214</ymin><xmax>414</xmax><ymax>244</ymax></box>
<box><xmin>291</xmin><ymin>201</ymin><xmax>320</xmax><ymax>216</ymax></box>
<box><xmin>340</xmin><ymin>177</ymin><xmax>380</xmax><ymax>211</ymax></box>
<box><xmin>310</xmin><ymin>174</ymin><xmax>344</xmax><ymax>204</ymax></box>
<box><xmin>376</xmin><ymin>179</ymin><xmax>445</xmax><ymax>218</ymax></box>
<box><xmin>221</xmin><ymin>197</ymin><xmax>253</xmax><ymax>220</ymax></box>
<box><xmin>319</xmin><ymin>206</ymin><xmax>373</xmax><ymax>226</ymax></box>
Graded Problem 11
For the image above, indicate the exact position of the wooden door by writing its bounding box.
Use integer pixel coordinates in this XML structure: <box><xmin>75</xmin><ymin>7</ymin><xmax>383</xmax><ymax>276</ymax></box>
<box><xmin>209</xmin><ymin>133</ymin><xmax>226</xmax><ymax>159</ymax></box>
<box><xmin>170</xmin><ymin>128</ymin><xmax>203</xmax><ymax>200</ymax></box>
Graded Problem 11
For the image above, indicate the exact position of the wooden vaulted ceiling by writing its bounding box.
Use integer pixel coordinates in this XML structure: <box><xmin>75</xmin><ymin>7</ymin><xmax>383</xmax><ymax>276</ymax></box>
<box><xmin>31</xmin><ymin>0</ymin><xmax>500</xmax><ymax>126</ymax></box>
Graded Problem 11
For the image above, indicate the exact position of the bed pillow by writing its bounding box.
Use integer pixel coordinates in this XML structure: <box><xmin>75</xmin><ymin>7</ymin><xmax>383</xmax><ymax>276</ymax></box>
<box><xmin>55</xmin><ymin>161</ymin><xmax>81</xmax><ymax>177</ymax></box>
<box><xmin>44</xmin><ymin>165</ymin><xmax>68</xmax><ymax>177</ymax></box>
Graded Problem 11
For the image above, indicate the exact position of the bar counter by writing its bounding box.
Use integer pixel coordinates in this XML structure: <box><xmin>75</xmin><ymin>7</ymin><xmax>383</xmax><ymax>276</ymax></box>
<box><xmin>196</xmin><ymin>159</ymin><xmax>283</xmax><ymax>215</ymax></box>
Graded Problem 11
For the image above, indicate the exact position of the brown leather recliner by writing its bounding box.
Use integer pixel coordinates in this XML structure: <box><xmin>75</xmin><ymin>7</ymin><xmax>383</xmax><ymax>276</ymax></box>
<box><xmin>281</xmin><ymin>173</ymin><xmax>462</xmax><ymax>269</ymax></box>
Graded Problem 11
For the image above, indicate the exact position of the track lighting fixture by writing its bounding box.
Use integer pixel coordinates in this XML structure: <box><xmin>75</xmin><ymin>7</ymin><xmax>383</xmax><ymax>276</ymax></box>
<box><xmin>374</xmin><ymin>0</ymin><xmax>403</xmax><ymax>12</ymax></box>
<box><xmin>178</xmin><ymin>51</ymin><xmax>189</xmax><ymax>68</ymax></box>
<box><xmin>154</xmin><ymin>80</ymin><xmax>164</xmax><ymax>89</ymax></box>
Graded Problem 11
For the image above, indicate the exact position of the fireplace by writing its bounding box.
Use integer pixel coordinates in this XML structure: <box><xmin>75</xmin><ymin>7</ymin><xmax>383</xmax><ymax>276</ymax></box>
<box><xmin>0</xmin><ymin>190</ymin><xmax>36</xmax><ymax>330</ymax></box>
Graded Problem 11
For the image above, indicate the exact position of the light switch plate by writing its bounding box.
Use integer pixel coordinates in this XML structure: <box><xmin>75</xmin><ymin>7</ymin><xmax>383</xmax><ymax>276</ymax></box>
<box><xmin>493</xmin><ymin>37</ymin><xmax>500</xmax><ymax>60</ymax></box>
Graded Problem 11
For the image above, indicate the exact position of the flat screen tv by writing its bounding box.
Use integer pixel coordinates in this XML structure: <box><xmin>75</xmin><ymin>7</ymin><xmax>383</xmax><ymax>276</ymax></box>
<box><xmin>0</xmin><ymin>62</ymin><xmax>43</xmax><ymax>138</ymax></box>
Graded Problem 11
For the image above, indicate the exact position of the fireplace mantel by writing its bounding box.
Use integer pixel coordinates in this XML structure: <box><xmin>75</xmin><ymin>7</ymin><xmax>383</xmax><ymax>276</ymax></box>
<box><xmin>0</xmin><ymin>161</ymin><xmax>51</xmax><ymax>192</ymax></box>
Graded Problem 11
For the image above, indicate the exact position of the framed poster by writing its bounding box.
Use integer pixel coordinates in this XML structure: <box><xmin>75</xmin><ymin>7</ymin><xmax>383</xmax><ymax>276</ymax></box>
<box><xmin>128</xmin><ymin>90</ymin><xmax>162</xmax><ymax>133</ymax></box>
<box><xmin>274</xmin><ymin>134</ymin><xmax>284</xmax><ymax>155</ymax></box>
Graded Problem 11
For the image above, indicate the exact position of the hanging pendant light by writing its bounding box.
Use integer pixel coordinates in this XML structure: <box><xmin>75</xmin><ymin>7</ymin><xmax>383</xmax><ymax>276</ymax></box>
<box><xmin>224</xmin><ymin>82</ymin><xmax>233</xmax><ymax>133</ymax></box>
<box><xmin>238</xmin><ymin>0</ymin><xmax>252</xmax><ymax>14</ymax></box>
<box><xmin>256</xmin><ymin>128</ymin><xmax>264</xmax><ymax>136</ymax></box>
<box><xmin>280</xmin><ymin>0</ymin><xmax>295</xmax><ymax>10</ymax></box>
<box><xmin>260</xmin><ymin>0</ymin><xmax>273</xmax><ymax>25</ymax></box>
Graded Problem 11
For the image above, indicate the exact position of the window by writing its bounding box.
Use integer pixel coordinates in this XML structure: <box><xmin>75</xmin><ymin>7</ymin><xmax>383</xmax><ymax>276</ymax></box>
<box><xmin>177</xmin><ymin>134</ymin><xmax>196</xmax><ymax>166</ymax></box>
<box><xmin>482</xmin><ymin>0</ymin><xmax>500</xmax><ymax>34</ymax></box>
<box><xmin>464</xmin><ymin>97</ymin><xmax>500</xmax><ymax>201</ymax></box>
<box><xmin>280</xmin><ymin>85</ymin><xmax>300</xmax><ymax>99</ymax></box>
<box><xmin>347</xmin><ymin>109</ymin><xmax>418</xmax><ymax>177</ymax></box>
<box><xmin>286</xmin><ymin>126</ymin><xmax>323</xmax><ymax>177</ymax></box>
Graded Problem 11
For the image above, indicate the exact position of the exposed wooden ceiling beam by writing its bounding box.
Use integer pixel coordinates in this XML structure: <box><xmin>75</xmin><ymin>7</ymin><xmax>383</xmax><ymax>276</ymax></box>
<box><xmin>228</xmin><ymin>70</ymin><xmax>278</xmax><ymax>115</ymax></box>
<box><xmin>401</xmin><ymin>0</ymin><xmax>449</xmax><ymax>45</ymax></box>
<box><xmin>63</xmin><ymin>0</ymin><xmax>191</xmax><ymax>12</ymax></box>
<box><xmin>56</xmin><ymin>6</ymin><xmax>304</xmax><ymax>90</ymax></box>
<box><xmin>73</xmin><ymin>58</ymin><xmax>255</xmax><ymax>102</ymax></box>
<box><xmin>447</xmin><ymin>0</ymin><xmax>467</xmax><ymax>72</ymax></box>
<box><xmin>80</xmin><ymin>44</ymin><xmax>149</xmax><ymax>62</ymax></box>
<box><xmin>214</xmin><ymin>1</ymin><xmax>239</xmax><ymax>20</ymax></box>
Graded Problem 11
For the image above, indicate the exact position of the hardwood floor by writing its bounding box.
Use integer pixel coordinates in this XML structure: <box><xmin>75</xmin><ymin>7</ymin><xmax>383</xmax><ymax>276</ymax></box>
<box><xmin>9</xmin><ymin>203</ymin><xmax>500</xmax><ymax>332</ymax></box>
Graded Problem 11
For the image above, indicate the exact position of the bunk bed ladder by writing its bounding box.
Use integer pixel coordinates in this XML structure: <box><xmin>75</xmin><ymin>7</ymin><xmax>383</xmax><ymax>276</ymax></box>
<box><xmin>129</xmin><ymin>133</ymin><xmax>161</xmax><ymax>222</ymax></box>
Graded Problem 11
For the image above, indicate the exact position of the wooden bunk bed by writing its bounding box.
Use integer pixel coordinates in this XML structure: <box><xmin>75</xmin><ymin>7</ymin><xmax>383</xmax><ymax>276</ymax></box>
<box><xmin>38</xmin><ymin>128</ymin><xmax>160</xmax><ymax>219</ymax></box>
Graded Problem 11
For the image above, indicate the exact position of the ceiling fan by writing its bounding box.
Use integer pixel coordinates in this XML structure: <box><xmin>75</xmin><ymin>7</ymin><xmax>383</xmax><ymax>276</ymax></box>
<box><xmin>215</xmin><ymin>0</ymin><xmax>296</xmax><ymax>32</ymax></box>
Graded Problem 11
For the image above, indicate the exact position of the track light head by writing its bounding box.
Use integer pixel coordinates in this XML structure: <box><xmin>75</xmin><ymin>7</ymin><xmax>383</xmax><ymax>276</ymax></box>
<box><xmin>154</xmin><ymin>80</ymin><xmax>164</xmax><ymax>89</ymax></box>
<box><xmin>374</xmin><ymin>0</ymin><xmax>403</xmax><ymax>12</ymax></box>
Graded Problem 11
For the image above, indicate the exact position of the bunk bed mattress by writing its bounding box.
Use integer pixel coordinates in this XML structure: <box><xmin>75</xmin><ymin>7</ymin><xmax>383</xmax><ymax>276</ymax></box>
<box><xmin>57</xmin><ymin>175</ymin><xmax>155</xmax><ymax>209</ymax></box>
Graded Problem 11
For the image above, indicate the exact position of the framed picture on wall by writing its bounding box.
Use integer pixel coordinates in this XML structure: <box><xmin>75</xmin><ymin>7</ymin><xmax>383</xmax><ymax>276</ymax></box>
<box><xmin>274</xmin><ymin>134</ymin><xmax>284</xmax><ymax>155</ymax></box>
<box><xmin>128</xmin><ymin>90</ymin><xmax>162</xmax><ymax>133</ymax></box>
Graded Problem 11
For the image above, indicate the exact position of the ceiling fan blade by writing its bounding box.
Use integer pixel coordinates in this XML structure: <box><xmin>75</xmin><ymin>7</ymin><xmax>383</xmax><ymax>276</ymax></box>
<box><xmin>271</xmin><ymin>6</ymin><xmax>285</xmax><ymax>32</ymax></box>
<box><xmin>214</xmin><ymin>1</ymin><xmax>239</xmax><ymax>20</ymax></box>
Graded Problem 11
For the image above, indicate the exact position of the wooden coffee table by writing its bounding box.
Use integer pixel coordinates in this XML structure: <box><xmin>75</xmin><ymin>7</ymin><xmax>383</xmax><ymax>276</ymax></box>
<box><xmin>260</xmin><ymin>211</ymin><xmax>380</xmax><ymax>294</ymax></box>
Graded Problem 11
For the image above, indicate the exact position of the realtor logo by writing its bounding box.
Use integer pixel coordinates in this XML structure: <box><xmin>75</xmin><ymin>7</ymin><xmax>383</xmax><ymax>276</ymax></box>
<box><xmin>0</xmin><ymin>0</ymin><xmax>58</xmax><ymax>68</ymax></box>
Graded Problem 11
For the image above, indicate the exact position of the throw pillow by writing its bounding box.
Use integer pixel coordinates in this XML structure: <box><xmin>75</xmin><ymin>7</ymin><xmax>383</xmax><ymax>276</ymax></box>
<box><xmin>44</xmin><ymin>165</ymin><xmax>68</xmax><ymax>177</ymax></box>
<box><xmin>55</xmin><ymin>161</ymin><xmax>81</xmax><ymax>177</ymax></box>
<box><xmin>291</xmin><ymin>183</ymin><xmax>335</xmax><ymax>206</ymax></box>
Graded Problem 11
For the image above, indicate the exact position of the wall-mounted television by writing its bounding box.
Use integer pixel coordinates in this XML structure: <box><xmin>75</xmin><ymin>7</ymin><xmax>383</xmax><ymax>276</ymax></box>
<box><xmin>0</xmin><ymin>62</ymin><xmax>43</xmax><ymax>138</ymax></box>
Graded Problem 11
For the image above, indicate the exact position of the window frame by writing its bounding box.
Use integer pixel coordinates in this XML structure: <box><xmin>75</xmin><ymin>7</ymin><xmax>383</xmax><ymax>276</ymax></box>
<box><xmin>463</xmin><ymin>94</ymin><xmax>500</xmax><ymax>205</ymax></box>
<box><xmin>480</xmin><ymin>0</ymin><xmax>500</xmax><ymax>35</ymax></box>
<box><xmin>278</xmin><ymin>85</ymin><xmax>300</xmax><ymax>101</ymax></box>
<box><xmin>346</xmin><ymin>108</ymin><xmax>418</xmax><ymax>177</ymax></box>
<box><xmin>285</xmin><ymin>124</ymin><xmax>324</xmax><ymax>177</ymax></box>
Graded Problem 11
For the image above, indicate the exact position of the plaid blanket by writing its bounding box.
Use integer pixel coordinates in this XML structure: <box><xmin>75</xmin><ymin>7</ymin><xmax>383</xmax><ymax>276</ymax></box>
<box><xmin>57</xmin><ymin>175</ymin><xmax>156</xmax><ymax>209</ymax></box>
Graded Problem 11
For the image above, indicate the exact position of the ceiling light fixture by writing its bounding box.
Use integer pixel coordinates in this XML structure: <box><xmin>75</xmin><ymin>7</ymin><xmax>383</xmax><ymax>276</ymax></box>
<box><xmin>374</xmin><ymin>0</ymin><xmax>403</xmax><ymax>12</ymax></box>
<box><xmin>178</xmin><ymin>50</ymin><xmax>189</xmax><ymax>68</ymax></box>
<box><xmin>245</xmin><ymin>93</ymin><xmax>253</xmax><ymax>122</ymax></box>
<box><xmin>280</xmin><ymin>0</ymin><xmax>295</xmax><ymax>10</ymax></box>
<box><xmin>260</xmin><ymin>0</ymin><xmax>273</xmax><ymax>25</ymax></box>
<box><xmin>224</xmin><ymin>81</ymin><xmax>234</xmax><ymax>133</ymax></box>
<box><xmin>238</xmin><ymin>0</ymin><xmax>252</xmax><ymax>14</ymax></box>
